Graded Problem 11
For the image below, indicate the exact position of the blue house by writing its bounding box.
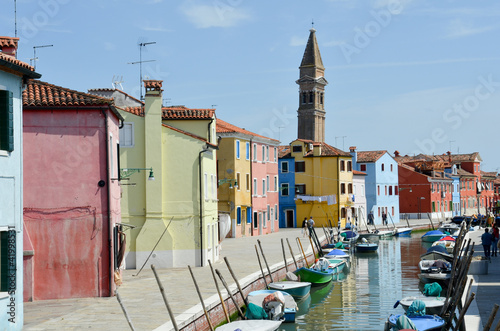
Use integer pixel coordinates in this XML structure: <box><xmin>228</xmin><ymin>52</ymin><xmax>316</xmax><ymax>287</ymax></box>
<box><xmin>0</xmin><ymin>37</ymin><xmax>40</xmax><ymax>330</ymax></box>
<box><xmin>445</xmin><ymin>165</ymin><xmax>461</xmax><ymax>217</ymax></box>
<box><xmin>278</xmin><ymin>146</ymin><xmax>296</xmax><ymax>228</ymax></box>
<box><xmin>350</xmin><ymin>148</ymin><xmax>400</xmax><ymax>225</ymax></box>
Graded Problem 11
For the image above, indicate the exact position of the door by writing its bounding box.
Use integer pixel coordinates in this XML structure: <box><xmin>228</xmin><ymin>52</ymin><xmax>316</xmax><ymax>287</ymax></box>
<box><xmin>259</xmin><ymin>213</ymin><xmax>263</xmax><ymax>235</ymax></box>
<box><xmin>286</xmin><ymin>210</ymin><xmax>294</xmax><ymax>228</ymax></box>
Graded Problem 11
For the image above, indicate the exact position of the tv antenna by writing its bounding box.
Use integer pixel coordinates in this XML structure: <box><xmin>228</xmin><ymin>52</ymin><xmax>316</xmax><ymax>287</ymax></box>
<box><xmin>128</xmin><ymin>41</ymin><xmax>156</xmax><ymax>101</ymax></box>
<box><xmin>112</xmin><ymin>75</ymin><xmax>124</xmax><ymax>90</ymax></box>
<box><xmin>32</xmin><ymin>44</ymin><xmax>53</xmax><ymax>70</ymax></box>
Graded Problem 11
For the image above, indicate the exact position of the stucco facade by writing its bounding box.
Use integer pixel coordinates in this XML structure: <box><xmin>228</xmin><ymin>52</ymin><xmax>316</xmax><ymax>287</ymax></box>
<box><xmin>278</xmin><ymin>146</ymin><xmax>296</xmax><ymax>228</ymax></box>
<box><xmin>119</xmin><ymin>81</ymin><xmax>219</xmax><ymax>268</ymax></box>
<box><xmin>0</xmin><ymin>37</ymin><xmax>40</xmax><ymax>329</ymax></box>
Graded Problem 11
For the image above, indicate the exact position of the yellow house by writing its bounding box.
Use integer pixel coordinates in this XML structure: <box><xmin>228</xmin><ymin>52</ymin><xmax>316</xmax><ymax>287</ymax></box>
<box><xmin>118</xmin><ymin>80</ymin><xmax>219</xmax><ymax>268</ymax></box>
<box><xmin>290</xmin><ymin>139</ymin><xmax>353</xmax><ymax>228</ymax></box>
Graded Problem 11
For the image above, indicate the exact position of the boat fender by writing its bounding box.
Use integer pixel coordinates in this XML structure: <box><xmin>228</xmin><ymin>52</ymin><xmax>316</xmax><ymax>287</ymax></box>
<box><xmin>393</xmin><ymin>300</ymin><xmax>400</xmax><ymax>309</ymax></box>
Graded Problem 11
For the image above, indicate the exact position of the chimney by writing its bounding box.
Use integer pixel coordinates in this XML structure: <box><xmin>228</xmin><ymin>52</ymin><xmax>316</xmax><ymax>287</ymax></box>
<box><xmin>349</xmin><ymin>146</ymin><xmax>357</xmax><ymax>168</ymax></box>
<box><xmin>394</xmin><ymin>150</ymin><xmax>400</xmax><ymax>157</ymax></box>
<box><xmin>0</xmin><ymin>37</ymin><xmax>19</xmax><ymax>58</ymax></box>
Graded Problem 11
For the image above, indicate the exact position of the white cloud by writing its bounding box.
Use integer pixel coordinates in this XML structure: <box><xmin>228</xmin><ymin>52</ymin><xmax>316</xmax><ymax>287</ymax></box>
<box><xmin>180</xmin><ymin>1</ymin><xmax>251</xmax><ymax>28</ymax></box>
<box><xmin>289</xmin><ymin>36</ymin><xmax>305</xmax><ymax>47</ymax></box>
<box><xmin>444</xmin><ymin>19</ymin><xmax>497</xmax><ymax>39</ymax></box>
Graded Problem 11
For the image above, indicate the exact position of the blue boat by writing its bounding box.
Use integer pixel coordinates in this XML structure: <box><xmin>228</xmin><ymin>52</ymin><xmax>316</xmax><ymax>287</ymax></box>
<box><xmin>387</xmin><ymin>314</ymin><xmax>445</xmax><ymax>331</ymax></box>
<box><xmin>355</xmin><ymin>242</ymin><xmax>378</xmax><ymax>252</ymax></box>
<box><xmin>421</xmin><ymin>230</ymin><xmax>444</xmax><ymax>243</ymax></box>
<box><xmin>247</xmin><ymin>290</ymin><xmax>298</xmax><ymax>323</ymax></box>
<box><xmin>268</xmin><ymin>281</ymin><xmax>311</xmax><ymax>300</ymax></box>
<box><xmin>395</xmin><ymin>227</ymin><xmax>413</xmax><ymax>236</ymax></box>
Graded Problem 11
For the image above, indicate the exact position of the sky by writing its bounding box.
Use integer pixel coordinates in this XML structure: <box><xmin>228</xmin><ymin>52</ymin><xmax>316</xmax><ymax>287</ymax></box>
<box><xmin>2</xmin><ymin>0</ymin><xmax>500</xmax><ymax>171</ymax></box>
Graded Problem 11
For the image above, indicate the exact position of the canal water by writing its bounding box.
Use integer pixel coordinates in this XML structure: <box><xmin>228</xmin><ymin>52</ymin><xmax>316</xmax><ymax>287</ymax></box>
<box><xmin>280</xmin><ymin>233</ymin><xmax>433</xmax><ymax>330</ymax></box>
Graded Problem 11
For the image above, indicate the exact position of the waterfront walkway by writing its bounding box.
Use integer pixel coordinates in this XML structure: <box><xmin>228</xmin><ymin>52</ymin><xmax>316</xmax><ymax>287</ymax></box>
<box><xmin>24</xmin><ymin>219</ymin><xmax>500</xmax><ymax>330</ymax></box>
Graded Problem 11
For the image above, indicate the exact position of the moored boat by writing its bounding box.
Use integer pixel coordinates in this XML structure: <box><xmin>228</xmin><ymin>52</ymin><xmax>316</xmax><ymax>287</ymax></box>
<box><xmin>431</xmin><ymin>235</ymin><xmax>456</xmax><ymax>254</ymax></box>
<box><xmin>386</xmin><ymin>314</ymin><xmax>445</xmax><ymax>331</ymax></box>
<box><xmin>418</xmin><ymin>259</ymin><xmax>452</xmax><ymax>284</ymax></box>
<box><xmin>268</xmin><ymin>281</ymin><xmax>311</xmax><ymax>300</ymax></box>
<box><xmin>340</xmin><ymin>230</ymin><xmax>359</xmax><ymax>242</ymax></box>
<box><xmin>294</xmin><ymin>258</ymin><xmax>335</xmax><ymax>286</ymax></box>
<box><xmin>437</xmin><ymin>223</ymin><xmax>460</xmax><ymax>236</ymax></box>
<box><xmin>215</xmin><ymin>320</ymin><xmax>282</xmax><ymax>331</ymax></box>
<box><xmin>355</xmin><ymin>237</ymin><xmax>378</xmax><ymax>252</ymax></box>
<box><xmin>420</xmin><ymin>245</ymin><xmax>453</xmax><ymax>262</ymax></box>
<box><xmin>395</xmin><ymin>227</ymin><xmax>413</xmax><ymax>236</ymax></box>
<box><xmin>421</xmin><ymin>230</ymin><xmax>444</xmax><ymax>243</ymax></box>
<box><xmin>247</xmin><ymin>290</ymin><xmax>298</xmax><ymax>323</ymax></box>
<box><xmin>395</xmin><ymin>296</ymin><xmax>446</xmax><ymax>315</ymax></box>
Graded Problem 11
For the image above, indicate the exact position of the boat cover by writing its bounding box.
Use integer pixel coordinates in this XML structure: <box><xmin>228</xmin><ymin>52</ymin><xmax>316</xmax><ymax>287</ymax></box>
<box><xmin>423</xmin><ymin>230</ymin><xmax>444</xmax><ymax>237</ymax></box>
<box><xmin>427</xmin><ymin>245</ymin><xmax>447</xmax><ymax>254</ymax></box>
<box><xmin>407</xmin><ymin>300</ymin><xmax>426</xmax><ymax>317</ymax></box>
<box><xmin>423</xmin><ymin>282</ymin><xmax>442</xmax><ymax>297</ymax></box>
<box><xmin>396</xmin><ymin>315</ymin><xmax>417</xmax><ymax>330</ymax></box>
<box><xmin>326</xmin><ymin>249</ymin><xmax>348</xmax><ymax>256</ymax></box>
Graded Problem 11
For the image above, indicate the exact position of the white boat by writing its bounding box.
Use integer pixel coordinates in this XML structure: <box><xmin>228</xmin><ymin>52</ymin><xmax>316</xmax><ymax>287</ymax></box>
<box><xmin>216</xmin><ymin>320</ymin><xmax>282</xmax><ymax>331</ymax></box>
<box><xmin>247</xmin><ymin>290</ymin><xmax>298</xmax><ymax>323</ymax></box>
<box><xmin>437</xmin><ymin>223</ymin><xmax>460</xmax><ymax>236</ymax></box>
<box><xmin>420</xmin><ymin>246</ymin><xmax>453</xmax><ymax>262</ymax></box>
<box><xmin>377</xmin><ymin>229</ymin><xmax>396</xmax><ymax>238</ymax></box>
<box><xmin>268</xmin><ymin>281</ymin><xmax>311</xmax><ymax>300</ymax></box>
<box><xmin>418</xmin><ymin>260</ymin><xmax>452</xmax><ymax>284</ymax></box>
<box><xmin>395</xmin><ymin>227</ymin><xmax>413</xmax><ymax>236</ymax></box>
<box><xmin>397</xmin><ymin>296</ymin><xmax>446</xmax><ymax>315</ymax></box>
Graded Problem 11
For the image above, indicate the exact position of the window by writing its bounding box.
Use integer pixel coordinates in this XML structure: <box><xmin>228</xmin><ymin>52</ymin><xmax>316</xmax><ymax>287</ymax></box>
<box><xmin>389</xmin><ymin>186</ymin><xmax>393</xmax><ymax>195</ymax></box>
<box><xmin>109</xmin><ymin>135</ymin><xmax>114</xmax><ymax>178</ymax></box>
<box><xmin>295</xmin><ymin>161</ymin><xmax>305</xmax><ymax>173</ymax></box>
<box><xmin>254</xmin><ymin>212</ymin><xmax>258</xmax><ymax>228</ymax></box>
<box><xmin>392</xmin><ymin>206</ymin><xmax>395</xmax><ymax>216</ymax></box>
<box><xmin>360</xmin><ymin>164</ymin><xmax>366</xmax><ymax>171</ymax></box>
<box><xmin>385</xmin><ymin>186</ymin><xmax>387</xmax><ymax>195</ymax></box>
<box><xmin>266</xmin><ymin>175</ymin><xmax>270</xmax><ymax>192</ymax></box>
<box><xmin>296</xmin><ymin>184</ymin><xmax>306</xmax><ymax>195</ymax></box>
<box><xmin>246</xmin><ymin>174</ymin><xmax>250</xmax><ymax>191</ymax></box>
<box><xmin>0</xmin><ymin>90</ymin><xmax>14</xmax><ymax>152</ymax></box>
<box><xmin>236</xmin><ymin>140</ymin><xmax>240</xmax><ymax>159</ymax></box>
<box><xmin>275</xmin><ymin>205</ymin><xmax>278</xmax><ymax>220</ymax></box>
<box><xmin>281</xmin><ymin>161</ymin><xmax>289</xmax><ymax>173</ymax></box>
<box><xmin>292</xmin><ymin>145</ymin><xmax>302</xmax><ymax>153</ymax></box>
<box><xmin>347</xmin><ymin>161</ymin><xmax>352</xmax><ymax>172</ymax></box>
<box><xmin>236</xmin><ymin>207</ymin><xmax>241</xmax><ymax>225</ymax></box>
<box><xmin>390</xmin><ymin>164</ymin><xmax>393</xmax><ymax>171</ymax></box>
<box><xmin>281</xmin><ymin>183</ymin><xmax>289</xmax><ymax>196</ymax></box>
<box><xmin>348</xmin><ymin>183</ymin><xmax>353</xmax><ymax>194</ymax></box>
<box><xmin>340</xmin><ymin>160</ymin><xmax>345</xmax><ymax>171</ymax></box>
<box><xmin>253</xmin><ymin>143</ymin><xmax>257</xmax><ymax>161</ymax></box>
<box><xmin>262</xmin><ymin>146</ymin><xmax>265</xmax><ymax>162</ymax></box>
<box><xmin>266</xmin><ymin>146</ymin><xmax>269</xmax><ymax>161</ymax></box>
<box><xmin>361</xmin><ymin>184</ymin><xmax>365</xmax><ymax>196</ymax></box>
<box><xmin>119</xmin><ymin>122</ymin><xmax>135</xmax><ymax>147</ymax></box>
<box><xmin>253</xmin><ymin>178</ymin><xmax>257</xmax><ymax>195</ymax></box>
<box><xmin>377</xmin><ymin>185</ymin><xmax>380</xmax><ymax>195</ymax></box>
<box><xmin>211</xmin><ymin>174</ymin><xmax>215</xmax><ymax>198</ymax></box>
<box><xmin>267</xmin><ymin>205</ymin><xmax>270</xmax><ymax>221</ymax></box>
<box><xmin>301</xmin><ymin>93</ymin><xmax>306</xmax><ymax>104</ymax></box>
<box><xmin>395</xmin><ymin>186</ymin><xmax>398</xmax><ymax>195</ymax></box>
<box><xmin>381</xmin><ymin>163</ymin><xmax>385</xmax><ymax>171</ymax></box>
<box><xmin>236</xmin><ymin>173</ymin><xmax>241</xmax><ymax>191</ymax></box>
<box><xmin>262</xmin><ymin>179</ymin><xmax>266</xmax><ymax>195</ymax></box>
<box><xmin>341</xmin><ymin>183</ymin><xmax>346</xmax><ymax>194</ymax></box>
<box><xmin>341</xmin><ymin>208</ymin><xmax>346</xmax><ymax>219</ymax></box>
<box><xmin>274</xmin><ymin>176</ymin><xmax>278</xmax><ymax>191</ymax></box>
<box><xmin>274</xmin><ymin>147</ymin><xmax>277</xmax><ymax>162</ymax></box>
<box><xmin>320</xmin><ymin>93</ymin><xmax>324</xmax><ymax>105</ymax></box>
<box><xmin>246</xmin><ymin>142</ymin><xmax>250</xmax><ymax>160</ymax></box>
<box><xmin>309</xmin><ymin>92</ymin><xmax>313</xmax><ymax>103</ymax></box>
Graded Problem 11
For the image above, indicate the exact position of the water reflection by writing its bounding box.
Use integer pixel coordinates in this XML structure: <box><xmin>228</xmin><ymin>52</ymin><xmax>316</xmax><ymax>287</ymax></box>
<box><xmin>279</xmin><ymin>234</ymin><xmax>428</xmax><ymax>330</ymax></box>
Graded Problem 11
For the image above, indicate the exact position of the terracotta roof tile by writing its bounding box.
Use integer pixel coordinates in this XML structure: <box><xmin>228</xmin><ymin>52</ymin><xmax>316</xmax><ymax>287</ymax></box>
<box><xmin>457</xmin><ymin>168</ymin><xmax>476</xmax><ymax>177</ymax></box>
<box><xmin>0</xmin><ymin>36</ymin><xmax>18</xmax><ymax>48</ymax></box>
<box><xmin>304</xmin><ymin>142</ymin><xmax>350</xmax><ymax>157</ymax></box>
<box><xmin>353</xmin><ymin>170</ymin><xmax>366</xmax><ymax>175</ymax></box>
<box><xmin>216</xmin><ymin>118</ymin><xmax>279</xmax><ymax>142</ymax></box>
<box><xmin>0</xmin><ymin>52</ymin><xmax>35</xmax><ymax>72</ymax></box>
<box><xmin>123</xmin><ymin>106</ymin><xmax>144</xmax><ymax>117</ymax></box>
<box><xmin>481</xmin><ymin>171</ymin><xmax>497</xmax><ymax>178</ymax></box>
<box><xmin>395</xmin><ymin>152</ymin><xmax>481</xmax><ymax>164</ymax></box>
<box><xmin>23</xmin><ymin>80</ymin><xmax>112</xmax><ymax>107</ymax></box>
<box><xmin>162</xmin><ymin>106</ymin><xmax>215</xmax><ymax>120</ymax></box>
<box><xmin>278</xmin><ymin>145</ymin><xmax>291</xmax><ymax>158</ymax></box>
<box><xmin>357</xmin><ymin>150</ymin><xmax>386</xmax><ymax>163</ymax></box>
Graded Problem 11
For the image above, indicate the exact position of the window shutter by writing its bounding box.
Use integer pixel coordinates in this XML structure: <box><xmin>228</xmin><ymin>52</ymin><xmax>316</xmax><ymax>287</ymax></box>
<box><xmin>0</xmin><ymin>91</ymin><xmax>14</xmax><ymax>152</ymax></box>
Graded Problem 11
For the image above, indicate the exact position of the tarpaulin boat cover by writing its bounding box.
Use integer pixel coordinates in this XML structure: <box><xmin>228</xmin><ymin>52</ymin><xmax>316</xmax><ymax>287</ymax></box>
<box><xmin>407</xmin><ymin>300</ymin><xmax>426</xmax><ymax>317</ymax></box>
<box><xmin>218</xmin><ymin>213</ymin><xmax>231</xmax><ymax>240</ymax></box>
<box><xmin>423</xmin><ymin>282</ymin><xmax>442</xmax><ymax>297</ymax></box>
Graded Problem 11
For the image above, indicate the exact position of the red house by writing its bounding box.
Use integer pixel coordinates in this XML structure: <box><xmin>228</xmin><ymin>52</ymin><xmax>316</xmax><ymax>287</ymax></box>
<box><xmin>22</xmin><ymin>80</ymin><xmax>123</xmax><ymax>300</ymax></box>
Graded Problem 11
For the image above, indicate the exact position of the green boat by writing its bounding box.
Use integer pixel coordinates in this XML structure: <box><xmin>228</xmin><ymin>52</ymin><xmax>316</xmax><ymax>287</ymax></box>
<box><xmin>294</xmin><ymin>267</ymin><xmax>333</xmax><ymax>286</ymax></box>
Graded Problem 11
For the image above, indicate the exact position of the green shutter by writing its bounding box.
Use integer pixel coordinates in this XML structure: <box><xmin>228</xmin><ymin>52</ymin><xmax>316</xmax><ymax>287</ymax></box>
<box><xmin>0</xmin><ymin>90</ymin><xmax>14</xmax><ymax>152</ymax></box>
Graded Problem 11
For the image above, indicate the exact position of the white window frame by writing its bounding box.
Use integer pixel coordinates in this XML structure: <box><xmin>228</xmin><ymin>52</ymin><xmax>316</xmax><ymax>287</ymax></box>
<box><xmin>119</xmin><ymin>122</ymin><xmax>135</xmax><ymax>148</ymax></box>
<box><xmin>281</xmin><ymin>161</ymin><xmax>289</xmax><ymax>173</ymax></box>
<box><xmin>274</xmin><ymin>176</ymin><xmax>278</xmax><ymax>192</ymax></box>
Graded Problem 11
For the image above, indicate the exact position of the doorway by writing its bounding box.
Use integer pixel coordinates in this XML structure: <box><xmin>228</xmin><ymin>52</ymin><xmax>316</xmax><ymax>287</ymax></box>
<box><xmin>286</xmin><ymin>210</ymin><xmax>294</xmax><ymax>228</ymax></box>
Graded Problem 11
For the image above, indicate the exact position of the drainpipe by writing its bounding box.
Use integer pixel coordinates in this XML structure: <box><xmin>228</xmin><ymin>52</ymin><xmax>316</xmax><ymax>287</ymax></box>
<box><xmin>199</xmin><ymin>143</ymin><xmax>219</xmax><ymax>267</ymax></box>
<box><xmin>101</xmin><ymin>108</ymin><xmax>113</xmax><ymax>296</ymax></box>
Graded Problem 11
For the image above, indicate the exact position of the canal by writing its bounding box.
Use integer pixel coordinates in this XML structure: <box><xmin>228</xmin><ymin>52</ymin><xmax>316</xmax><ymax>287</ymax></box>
<box><xmin>280</xmin><ymin>233</ymin><xmax>432</xmax><ymax>330</ymax></box>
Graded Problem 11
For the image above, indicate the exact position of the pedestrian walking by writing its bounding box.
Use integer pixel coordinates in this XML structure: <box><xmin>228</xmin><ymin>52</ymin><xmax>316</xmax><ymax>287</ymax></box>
<box><xmin>308</xmin><ymin>216</ymin><xmax>315</xmax><ymax>236</ymax></box>
<box><xmin>481</xmin><ymin>228</ymin><xmax>493</xmax><ymax>260</ymax></box>
<box><xmin>382</xmin><ymin>212</ymin><xmax>387</xmax><ymax>226</ymax></box>
<box><xmin>368</xmin><ymin>211</ymin><xmax>374</xmax><ymax>225</ymax></box>
<box><xmin>491</xmin><ymin>224</ymin><xmax>499</xmax><ymax>257</ymax></box>
<box><xmin>301</xmin><ymin>217</ymin><xmax>308</xmax><ymax>237</ymax></box>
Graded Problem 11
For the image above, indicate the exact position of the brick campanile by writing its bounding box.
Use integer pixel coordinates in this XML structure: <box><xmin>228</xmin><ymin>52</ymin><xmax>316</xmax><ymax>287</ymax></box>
<box><xmin>296</xmin><ymin>28</ymin><xmax>328</xmax><ymax>142</ymax></box>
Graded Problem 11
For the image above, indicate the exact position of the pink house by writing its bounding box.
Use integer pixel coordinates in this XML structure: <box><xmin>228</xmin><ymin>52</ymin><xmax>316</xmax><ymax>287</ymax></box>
<box><xmin>251</xmin><ymin>139</ymin><xmax>280</xmax><ymax>236</ymax></box>
<box><xmin>22</xmin><ymin>80</ymin><xmax>123</xmax><ymax>300</ymax></box>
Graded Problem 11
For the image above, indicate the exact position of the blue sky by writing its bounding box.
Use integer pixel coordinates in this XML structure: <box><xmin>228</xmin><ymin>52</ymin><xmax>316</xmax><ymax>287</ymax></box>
<box><xmin>3</xmin><ymin>0</ymin><xmax>500</xmax><ymax>171</ymax></box>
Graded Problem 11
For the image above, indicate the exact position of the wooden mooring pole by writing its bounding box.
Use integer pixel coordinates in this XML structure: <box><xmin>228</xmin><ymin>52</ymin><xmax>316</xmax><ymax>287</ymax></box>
<box><xmin>151</xmin><ymin>265</ymin><xmax>179</xmax><ymax>331</ymax></box>
<box><xmin>188</xmin><ymin>265</ymin><xmax>214</xmax><ymax>331</ymax></box>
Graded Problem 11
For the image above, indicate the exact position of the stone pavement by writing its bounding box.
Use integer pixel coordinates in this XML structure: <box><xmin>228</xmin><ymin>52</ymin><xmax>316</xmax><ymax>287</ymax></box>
<box><xmin>23</xmin><ymin>219</ymin><xmax>499</xmax><ymax>330</ymax></box>
<box><xmin>463</xmin><ymin>227</ymin><xmax>500</xmax><ymax>331</ymax></box>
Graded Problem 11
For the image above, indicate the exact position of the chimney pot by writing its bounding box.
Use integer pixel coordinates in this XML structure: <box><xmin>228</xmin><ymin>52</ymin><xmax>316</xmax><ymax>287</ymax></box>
<box><xmin>349</xmin><ymin>146</ymin><xmax>357</xmax><ymax>152</ymax></box>
<box><xmin>394</xmin><ymin>150</ymin><xmax>400</xmax><ymax>157</ymax></box>
<box><xmin>0</xmin><ymin>36</ymin><xmax>19</xmax><ymax>58</ymax></box>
